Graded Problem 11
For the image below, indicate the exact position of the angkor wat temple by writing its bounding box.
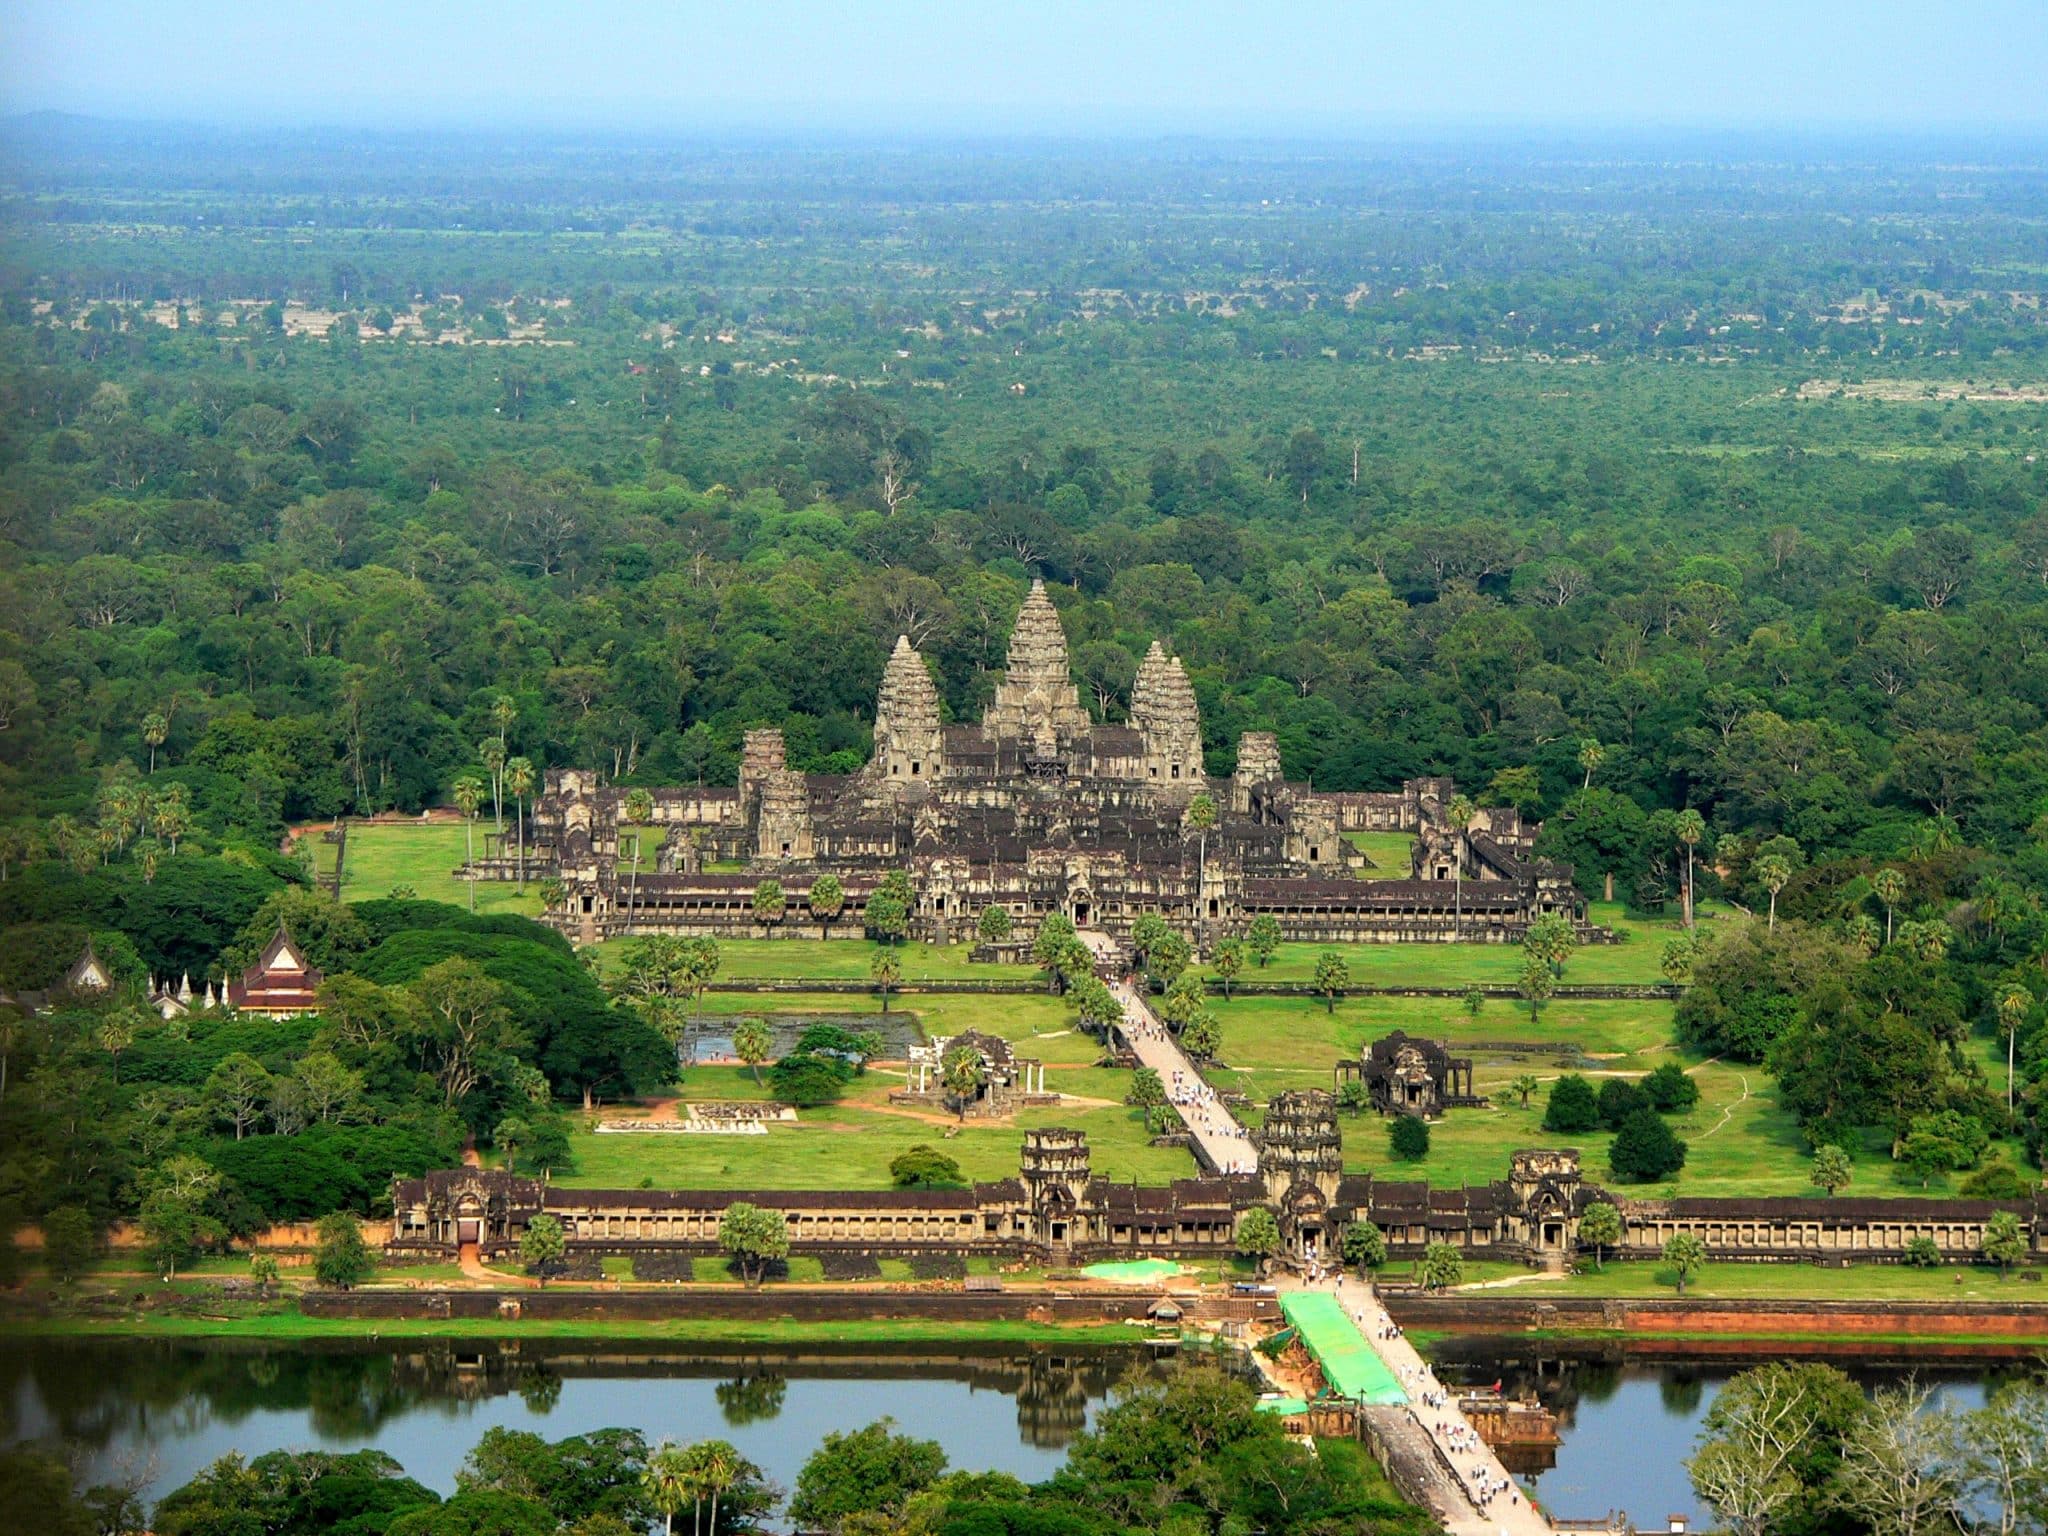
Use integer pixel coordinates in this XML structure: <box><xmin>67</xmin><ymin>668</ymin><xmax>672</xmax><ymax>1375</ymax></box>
<box><xmin>510</xmin><ymin>580</ymin><xmax>1592</xmax><ymax>950</ymax></box>
<box><xmin>390</xmin><ymin>1094</ymin><xmax>2044</xmax><ymax>1272</ymax></box>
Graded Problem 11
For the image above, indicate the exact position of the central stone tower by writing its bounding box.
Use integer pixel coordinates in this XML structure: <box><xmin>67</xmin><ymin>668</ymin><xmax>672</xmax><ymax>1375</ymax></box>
<box><xmin>983</xmin><ymin>579</ymin><xmax>1091</xmax><ymax>761</ymax></box>
<box><xmin>1130</xmin><ymin>640</ymin><xmax>1204</xmax><ymax>795</ymax></box>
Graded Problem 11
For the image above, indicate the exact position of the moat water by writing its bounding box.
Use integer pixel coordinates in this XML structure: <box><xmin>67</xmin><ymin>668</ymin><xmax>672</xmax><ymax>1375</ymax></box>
<box><xmin>1</xmin><ymin>1338</ymin><xmax>2005</xmax><ymax>1524</ymax></box>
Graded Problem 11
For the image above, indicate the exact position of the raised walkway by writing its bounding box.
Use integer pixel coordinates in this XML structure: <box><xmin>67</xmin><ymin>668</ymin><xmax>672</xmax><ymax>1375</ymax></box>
<box><xmin>1313</xmin><ymin>1272</ymin><xmax>1552</xmax><ymax>1536</ymax></box>
<box><xmin>1109</xmin><ymin>977</ymin><xmax>1258</xmax><ymax>1175</ymax></box>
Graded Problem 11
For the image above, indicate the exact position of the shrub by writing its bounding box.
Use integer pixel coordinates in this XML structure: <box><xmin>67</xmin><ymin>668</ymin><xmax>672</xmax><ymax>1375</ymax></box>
<box><xmin>1609</xmin><ymin>1108</ymin><xmax>1688</xmax><ymax>1182</ymax></box>
<box><xmin>1642</xmin><ymin>1062</ymin><xmax>1700</xmax><ymax>1114</ymax></box>
<box><xmin>1388</xmin><ymin>1115</ymin><xmax>1430</xmax><ymax>1162</ymax></box>
<box><xmin>1597</xmin><ymin>1077</ymin><xmax>1650</xmax><ymax>1131</ymax></box>
<box><xmin>1543</xmin><ymin>1074</ymin><xmax>1600</xmax><ymax>1133</ymax></box>
<box><xmin>1903</xmin><ymin>1235</ymin><xmax>1942</xmax><ymax>1268</ymax></box>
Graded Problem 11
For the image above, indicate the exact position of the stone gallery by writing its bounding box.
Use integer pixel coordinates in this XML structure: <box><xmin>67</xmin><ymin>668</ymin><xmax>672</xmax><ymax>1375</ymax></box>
<box><xmin>504</xmin><ymin>581</ymin><xmax>1592</xmax><ymax>950</ymax></box>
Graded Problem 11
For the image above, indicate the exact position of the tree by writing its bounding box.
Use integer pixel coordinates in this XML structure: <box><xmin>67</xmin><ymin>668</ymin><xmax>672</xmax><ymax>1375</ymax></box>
<box><xmin>1872</xmin><ymin>866</ymin><xmax>1906</xmax><ymax>945</ymax></box>
<box><xmin>789</xmin><ymin>1419</ymin><xmax>947</xmax><ymax>1534</ymax></box>
<box><xmin>808</xmin><ymin>874</ymin><xmax>845</xmax><ymax>938</ymax></box>
<box><xmin>314</xmin><ymin>1212</ymin><xmax>374</xmax><ymax>1289</ymax></box>
<box><xmin>1995</xmin><ymin>984</ymin><xmax>2032</xmax><ymax>1117</ymax></box>
<box><xmin>1508</xmin><ymin>1072</ymin><xmax>1539</xmax><ymax>1109</ymax></box>
<box><xmin>1810</xmin><ymin>1144</ymin><xmax>1853</xmax><ymax>1197</ymax></box>
<box><xmin>868</xmin><ymin>949</ymin><xmax>901</xmax><ymax>1012</ymax></box>
<box><xmin>732</xmin><ymin>1018</ymin><xmax>773</xmax><ymax>1085</ymax></box>
<box><xmin>1031</xmin><ymin>912</ymin><xmax>1081</xmax><ymax>992</ymax></box>
<box><xmin>520</xmin><ymin>1213</ymin><xmax>566</xmax><ymax>1286</ymax></box>
<box><xmin>718</xmin><ymin>1203</ymin><xmax>789</xmax><ymax>1286</ymax></box>
<box><xmin>1957</xmin><ymin>1379</ymin><xmax>2048</xmax><ymax>1536</ymax></box>
<box><xmin>1181</xmin><ymin>1011</ymin><xmax>1222</xmax><ymax>1061</ymax></box>
<box><xmin>1444</xmin><ymin>793</ymin><xmax>1475</xmax><ymax>938</ymax></box>
<box><xmin>974</xmin><ymin>903</ymin><xmax>1012</xmax><ymax>948</ymax></box>
<box><xmin>1245</xmin><ymin>913</ymin><xmax>1282</xmax><ymax>969</ymax></box>
<box><xmin>1210</xmin><ymin>936</ymin><xmax>1244</xmax><ymax>999</ymax></box>
<box><xmin>42</xmin><ymin>1205</ymin><xmax>95</xmax><ymax>1283</ymax></box>
<box><xmin>1389</xmin><ymin>1114</ymin><xmax>1430</xmax><ymax>1162</ymax></box>
<box><xmin>1129</xmin><ymin>912</ymin><xmax>1169</xmax><ymax>968</ymax></box>
<box><xmin>1312</xmin><ymin>950</ymin><xmax>1349</xmax><ymax>1014</ymax></box>
<box><xmin>940</xmin><ymin>1041</ymin><xmax>986</xmax><ymax>1119</ymax></box>
<box><xmin>864</xmin><ymin>891</ymin><xmax>908</xmax><ymax>945</ymax></box>
<box><xmin>889</xmin><ymin>1145</ymin><xmax>965</xmax><ymax>1189</ymax></box>
<box><xmin>1577</xmin><ymin>737</ymin><xmax>1605</xmax><ymax>790</ymax></box>
<box><xmin>505</xmin><ymin>755</ymin><xmax>536</xmax><ymax>892</ymax></box>
<box><xmin>1753</xmin><ymin>853</ymin><xmax>1792</xmax><ymax>931</ymax></box>
<box><xmin>1518</xmin><ymin>954</ymin><xmax>1556</xmax><ymax>1023</ymax></box>
<box><xmin>1146</xmin><ymin>930</ymin><xmax>1192</xmax><ymax>990</ymax></box>
<box><xmin>295</xmin><ymin>1050</ymin><xmax>364</xmax><ymax>1124</ymax></box>
<box><xmin>1609</xmin><ymin>1108</ymin><xmax>1688</xmax><ymax>1182</ymax></box>
<box><xmin>1180</xmin><ymin>794</ymin><xmax>1219</xmax><ymax>888</ymax></box>
<box><xmin>1523</xmin><ymin>911</ymin><xmax>1578</xmax><ymax>977</ymax></box>
<box><xmin>1125</xmin><ymin>1067</ymin><xmax>1166</xmax><ymax>1109</ymax></box>
<box><xmin>204</xmin><ymin>1051</ymin><xmax>273</xmax><ymax>1140</ymax></box>
<box><xmin>1642</xmin><ymin>1062</ymin><xmax>1699</xmax><ymax>1114</ymax></box>
<box><xmin>1544</xmin><ymin>1073</ymin><xmax>1600</xmax><ymax>1132</ymax></box>
<box><xmin>1662</xmin><ymin>1232</ymin><xmax>1707</xmax><ymax>1294</ymax></box>
<box><xmin>1342</xmin><ymin>1220</ymin><xmax>1387</xmax><ymax>1270</ymax></box>
<box><xmin>1982</xmin><ymin>1210</ymin><xmax>2027</xmax><ymax>1277</ymax></box>
<box><xmin>1464</xmin><ymin>985</ymin><xmax>1486</xmax><ymax>1019</ymax></box>
<box><xmin>1675</xmin><ymin>809</ymin><xmax>1706</xmax><ymax>929</ymax></box>
<box><xmin>1420</xmin><ymin>1241</ymin><xmax>1463</xmax><ymax>1292</ymax></box>
<box><xmin>142</xmin><ymin>709</ymin><xmax>168</xmax><ymax>774</ymax></box>
<box><xmin>96</xmin><ymin>1011</ymin><xmax>136</xmax><ymax>1086</ymax></box>
<box><xmin>453</xmin><ymin>773</ymin><xmax>485</xmax><ymax>912</ymax></box>
<box><xmin>640</xmin><ymin>1443</ymin><xmax>697</xmax><ymax>1536</ymax></box>
<box><xmin>1904</xmin><ymin>1235</ymin><xmax>1942</xmax><ymax>1268</ymax></box>
<box><xmin>750</xmin><ymin>879</ymin><xmax>785</xmax><ymax>933</ymax></box>
<box><xmin>1661</xmin><ymin>932</ymin><xmax>1704</xmax><ymax>983</ymax></box>
<box><xmin>622</xmin><ymin>788</ymin><xmax>654</xmax><ymax>921</ymax></box>
<box><xmin>1834</xmin><ymin>1382</ymin><xmax>1962</xmax><ymax>1536</ymax></box>
<box><xmin>1687</xmin><ymin>1363</ymin><xmax>1868</xmax><ymax>1536</ymax></box>
<box><xmin>249</xmin><ymin>1253</ymin><xmax>280</xmax><ymax>1297</ymax></box>
<box><xmin>1234</xmin><ymin>1207</ymin><xmax>1282</xmax><ymax>1275</ymax></box>
<box><xmin>1578</xmin><ymin>1201</ymin><xmax>1622</xmax><ymax>1270</ymax></box>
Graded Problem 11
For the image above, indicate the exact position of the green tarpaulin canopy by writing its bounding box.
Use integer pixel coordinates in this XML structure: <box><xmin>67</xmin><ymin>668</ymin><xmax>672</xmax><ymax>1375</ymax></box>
<box><xmin>1278</xmin><ymin>1291</ymin><xmax>1408</xmax><ymax>1406</ymax></box>
<box><xmin>1080</xmin><ymin>1259</ymin><xmax>1185</xmax><ymax>1283</ymax></box>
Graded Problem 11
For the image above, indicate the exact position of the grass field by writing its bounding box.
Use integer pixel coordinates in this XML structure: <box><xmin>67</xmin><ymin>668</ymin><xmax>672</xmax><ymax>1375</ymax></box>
<box><xmin>1436</xmin><ymin>1258</ymin><xmax>2046</xmax><ymax>1303</ymax></box>
<box><xmin>336</xmin><ymin>821</ymin><xmax>541</xmax><ymax>918</ymax></box>
<box><xmin>591</xmin><ymin>936</ymin><xmax>1039</xmax><ymax>984</ymax></box>
<box><xmin>1345</xmin><ymin>830</ymin><xmax>1416</xmax><ymax>877</ymax></box>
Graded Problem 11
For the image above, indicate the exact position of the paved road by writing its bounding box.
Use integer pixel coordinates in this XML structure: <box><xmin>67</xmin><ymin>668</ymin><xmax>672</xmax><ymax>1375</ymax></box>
<box><xmin>1109</xmin><ymin>979</ymin><xmax>1259</xmax><ymax>1176</ymax></box>
<box><xmin>1326</xmin><ymin>1272</ymin><xmax>1553</xmax><ymax>1536</ymax></box>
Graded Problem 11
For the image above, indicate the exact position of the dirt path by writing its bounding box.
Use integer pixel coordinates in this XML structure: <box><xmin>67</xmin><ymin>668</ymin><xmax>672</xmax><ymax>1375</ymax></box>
<box><xmin>1699</xmin><ymin>1072</ymin><xmax>1751</xmax><ymax>1138</ymax></box>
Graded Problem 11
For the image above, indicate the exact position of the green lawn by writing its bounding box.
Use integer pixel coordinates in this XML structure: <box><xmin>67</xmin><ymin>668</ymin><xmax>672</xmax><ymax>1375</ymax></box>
<box><xmin>338</xmin><ymin>821</ymin><xmax>541</xmax><ymax>918</ymax></box>
<box><xmin>1345</xmin><ymin>830</ymin><xmax>1416</xmax><ymax>878</ymax></box>
<box><xmin>1437</xmin><ymin>1258</ymin><xmax>2046</xmax><ymax>1304</ymax></box>
<box><xmin>687</xmin><ymin>990</ymin><xmax>1106</xmax><ymax>1065</ymax></box>
<box><xmin>592</xmin><ymin>936</ymin><xmax>1037</xmax><ymax>985</ymax></box>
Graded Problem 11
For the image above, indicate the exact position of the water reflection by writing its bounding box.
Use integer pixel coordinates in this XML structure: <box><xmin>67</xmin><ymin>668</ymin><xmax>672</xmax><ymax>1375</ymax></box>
<box><xmin>2</xmin><ymin>1340</ymin><xmax>1161</xmax><ymax>1506</ymax></box>
<box><xmin>1428</xmin><ymin>1339</ymin><xmax>2004</xmax><ymax>1527</ymax></box>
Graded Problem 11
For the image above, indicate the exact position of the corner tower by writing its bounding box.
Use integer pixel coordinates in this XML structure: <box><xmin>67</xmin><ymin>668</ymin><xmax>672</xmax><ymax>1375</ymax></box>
<box><xmin>871</xmin><ymin>635</ymin><xmax>945</xmax><ymax>788</ymax></box>
<box><xmin>1130</xmin><ymin>641</ymin><xmax>1204</xmax><ymax>792</ymax></box>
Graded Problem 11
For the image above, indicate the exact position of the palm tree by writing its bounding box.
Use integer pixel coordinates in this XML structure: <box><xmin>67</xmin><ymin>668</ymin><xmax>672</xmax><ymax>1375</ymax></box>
<box><xmin>1996</xmin><ymin>986</ymin><xmax>2032</xmax><ymax>1116</ymax></box>
<box><xmin>479</xmin><ymin>738</ymin><xmax>507</xmax><ymax>831</ymax></box>
<box><xmin>1445</xmin><ymin>793</ymin><xmax>1475</xmax><ymax>940</ymax></box>
<box><xmin>622</xmin><ymin>787</ymin><xmax>655</xmax><ymax>921</ymax></box>
<box><xmin>1185</xmin><ymin>792</ymin><xmax>1217</xmax><ymax>914</ymax></box>
<box><xmin>641</xmin><ymin>1442</ymin><xmax>699</xmax><ymax>1536</ymax></box>
<box><xmin>691</xmin><ymin>1440</ymin><xmax>742</xmax><ymax>1536</ymax></box>
<box><xmin>505</xmin><ymin>756</ymin><xmax>536</xmax><ymax>893</ymax></box>
<box><xmin>154</xmin><ymin>786</ymin><xmax>190</xmax><ymax>856</ymax></box>
<box><xmin>1675</xmin><ymin>809</ymin><xmax>1705</xmax><ymax>929</ymax></box>
<box><xmin>141</xmin><ymin>710</ymin><xmax>168</xmax><ymax>774</ymax></box>
<box><xmin>1754</xmin><ymin>853</ymin><xmax>1792</xmax><ymax>932</ymax></box>
<box><xmin>1871</xmin><ymin>866</ymin><xmax>1905</xmax><ymax>945</ymax></box>
<box><xmin>452</xmin><ymin>774</ymin><xmax>485</xmax><ymax>912</ymax></box>
<box><xmin>1577</xmin><ymin>737</ymin><xmax>1605</xmax><ymax>790</ymax></box>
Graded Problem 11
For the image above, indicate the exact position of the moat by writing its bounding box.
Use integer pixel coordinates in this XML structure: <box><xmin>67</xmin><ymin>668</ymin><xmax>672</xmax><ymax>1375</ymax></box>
<box><xmin>2</xmin><ymin>1338</ymin><xmax>2003</xmax><ymax>1526</ymax></box>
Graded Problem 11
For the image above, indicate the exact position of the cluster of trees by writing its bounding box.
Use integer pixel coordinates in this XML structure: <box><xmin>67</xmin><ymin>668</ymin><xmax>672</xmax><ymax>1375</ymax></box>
<box><xmin>0</xmin><ymin>885</ymin><xmax>673</xmax><ymax>1268</ymax></box>
<box><xmin>15</xmin><ymin>1365</ymin><xmax>1438</xmax><ymax>1536</ymax></box>
<box><xmin>1540</xmin><ymin>1065</ymin><xmax>1697</xmax><ymax>1182</ymax></box>
<box><xmin>1687</xmin><ymin>1362</ymin><xmax>2048</xmax><ymax>1536</ymax></box>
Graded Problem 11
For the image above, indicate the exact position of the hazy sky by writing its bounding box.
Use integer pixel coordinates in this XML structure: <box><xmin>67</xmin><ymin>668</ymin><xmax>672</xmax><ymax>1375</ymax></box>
<box><xmin>4</xmin><ymin>0</ymin><xmax>2046</xmax><ymax>133</ymax></box>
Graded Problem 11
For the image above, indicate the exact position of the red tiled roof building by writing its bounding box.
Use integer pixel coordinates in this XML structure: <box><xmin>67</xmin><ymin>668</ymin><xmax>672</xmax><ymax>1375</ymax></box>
<box><xmin>227</xmin><ymin>925</ymin><xmax>324</xmax><ymax>1017</ymax></box>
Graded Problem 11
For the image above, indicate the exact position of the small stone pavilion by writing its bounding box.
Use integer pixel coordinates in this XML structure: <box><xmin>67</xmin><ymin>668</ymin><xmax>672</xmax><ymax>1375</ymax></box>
<box><xmin>895</xmin><ymin>1029</ymin><xmax>1055</xmax><ymax>1117</ymax></box>
<box><xmin>1339</xmin><ymin>1030</ymin><xmax>1483</xmax><ymax>1119</ymax></box>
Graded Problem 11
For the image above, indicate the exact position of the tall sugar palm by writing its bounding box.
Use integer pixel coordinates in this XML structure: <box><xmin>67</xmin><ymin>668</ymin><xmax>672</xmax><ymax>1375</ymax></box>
<box><xmin>622</xmin><ymin>787</ymin><xmax>655</xmax><ymax>921</ymax></box>
<box><xmin>1675</xmin><ymin>809</ymin><xmax>1706</xmax><ymax>929</ymax></box>
<box><xmin>505</xmin><ymin>756</ymin><xmax>536</xmax><ymax>893</ymax></box>
<box><xmin>1996</xmin><ymin>986</ymin><xmax>2031</xmax><ymax>1116</ymax></box>
<box><xmin>452</xmin><ymin>773</ymin><xmax>485</xmax><ymax>912</ymax></box>
<box><xmin>641</xmin><ymin>1442</ymin><xmax>699</xmax><ymax>1536</ymax></box>
<box><xmin>479</xmin><ymin>737</ymin><xmax>507</xmax><ymax>831</ymax></box>
<box><xmin>141</xmin><ymin>710</ymin><xmax>168</xmax><ymax>774</ymax></box>
<box><xmin>1445</xmin><ymin>793</ymin><xmax>1475</xmax><ymax>940</ymax></box>
<box><xmin>1871</xmin><ymin>866</ymin><xmax>1905</xmax><ymax>944</ymax></box>
<box><xmin>690</xmin><ymin>1440</ymin><xmax>743</xmax><ymax>1536</ymax></box>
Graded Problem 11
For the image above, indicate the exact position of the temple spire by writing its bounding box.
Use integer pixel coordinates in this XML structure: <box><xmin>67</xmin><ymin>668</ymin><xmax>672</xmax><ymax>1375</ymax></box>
<box><xmin>983</xmin><ymin>579</ymin><xmax>1090</xmax><ymax>742</ymax></box>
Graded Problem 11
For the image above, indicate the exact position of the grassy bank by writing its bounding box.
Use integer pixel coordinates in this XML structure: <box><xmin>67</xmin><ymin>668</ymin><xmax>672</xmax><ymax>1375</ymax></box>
<box><xmin>1428</xmin><ymin>1257</ymin><xmax>2048</xmax><ymax>1303</ymax></box>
